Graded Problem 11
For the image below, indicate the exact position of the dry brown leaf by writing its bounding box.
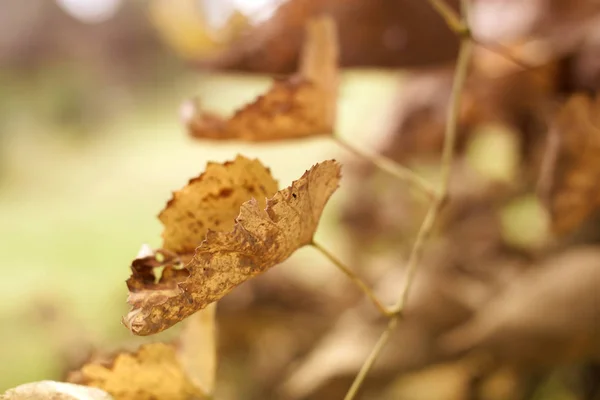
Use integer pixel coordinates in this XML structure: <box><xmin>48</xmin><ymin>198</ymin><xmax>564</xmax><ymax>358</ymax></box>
<box><xmin>95</xmin><ymin>155</ymin><xmax>276</xmax><ymax>398</ymax></box>
<box><xmin>125</xmin><ymin>159</ymin><xmax>341</xmax><ymax>335</ymax></box>
<box><xmin>125</xmin><ymin>154</ymin><xmax>277</xmax><ymax>340</ymax></box>
<box><xmin>68</xmin><ymin>343</ymin><xmax>204</xmax><ymax>400</ymax></box>
<box><xmin>440</xmin><ymin>247</ymin><xmax>600</xmax><ymax>367</ymax></box>
<box><xmin>547</xmin><ymin>93</ymin><xmax>600</xmax><ymax>235</ymax></box>
<box><xmin>184</xmin><ymin>16</ymin><xmax>338</xmax><ymax>141</ymax></box>
<box><xmin>127</xmin><ymin>155</ymin><xmax>278</xmax><ymax>302</ymax></box>
<box><xmin>193</xmin><ymin>0</ymin><xmax>459</xmax><ymax>73</ymax></box>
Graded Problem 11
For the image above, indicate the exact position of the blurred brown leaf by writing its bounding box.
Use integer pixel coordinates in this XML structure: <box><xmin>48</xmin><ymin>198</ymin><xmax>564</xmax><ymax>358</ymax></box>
<box><xmin>185</xmin><ymin>15</ymin><xmax>338</xmax><ymax>141</ymax></box>
<box><xmin>547</xmin><ymin>93</ymin><xmax>600</xmax><ymax>235</ymax></box>
<box><xmin>125</xmin><ymin>159</ymin><xmax>341</xmax><ymax>335</ymax></box>
<box><xmin>441</xmin><ymin>247</ymin><xmax>600</xmax><ymax>367</ymax></box>
<box><xmin>68</xmin><ymin>343</ymin><xmax>205</xmax><ymax>400</ymax></box>
<box><xmin>196</xmin><ymin>0</ymin><xmax>459</xmax><ymax>73</ymax></box>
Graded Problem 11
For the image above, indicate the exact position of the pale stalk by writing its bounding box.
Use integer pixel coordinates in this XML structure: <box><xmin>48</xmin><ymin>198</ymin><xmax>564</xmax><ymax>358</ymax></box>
<box><xmin>342</xmin><ymin>1</ymin><xmax>473</xmax><ymax>398</ymax></box>
<box><xmin>334</xmin><ymin>135</ymin><xmax>436</xmax><ymax>200</ymax></box>
<box><xmin>312</xmin><ymin>240</ymin><xmax>391</xmax><ymax>318</ymax></box>
<box><xmin>343</xmin><ymin>317</ymin><xmax>398</xmax><ymax>400</ymax></box>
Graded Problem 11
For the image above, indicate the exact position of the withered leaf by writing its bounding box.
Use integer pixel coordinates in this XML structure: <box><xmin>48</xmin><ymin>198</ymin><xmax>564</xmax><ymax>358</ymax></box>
<box><xmin>440</xmin><ymin>247</ymin><xmax>600</xmax><ymax>366</ymax></box>
<box><xmin>125</xmin><ymin>160</ymin><xmax>341</xmax><ymax>335</ymax></box>
<box><xmin>547</xmin><ymin>93</ymin><xmax>600</xmax><ymax>235</ymax></box>
<box><xmin>68</xmin><ymin>343</ymin><xmax>204</xmax><ymax>400</ymax></box>
<box><xmin>160</xmin><ymin>154</ymin><xmax>279</xmax><ymax>254</ymax></box>
<box><xmin>184</xmin><ymin>16</ymin><xmax>338</xmax><ymax>141</ymax></box>
<box><xmin>193</xmin><ymin>0</ymin><xmax>460</xmax><ymax>74</ymax></box>
<box><xmin>125</xmin><ymin>155</ymin><xmax>277</xmax><ymax>335</ymax></box>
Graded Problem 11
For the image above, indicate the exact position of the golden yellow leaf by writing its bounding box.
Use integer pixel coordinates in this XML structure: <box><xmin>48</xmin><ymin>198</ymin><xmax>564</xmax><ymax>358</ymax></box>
<box><xmin>68</xmin><ymin>343</ymin><xmax>204</xmax><ymax>400</ymax></box>
<box><xmin>125</xmin><ymin>160</ymin><xmax>341</xmax><ymax>335</ymax></box>
<box><xmin>184</xmin><ymin>16</ymin><xmax>339</xmax><ymax>141</ymax></box>
<box><xmin>160</xmin><ymin>155</ymin><xmax>279</xmax><ymax>254</ymax></box>
<box><xmin>547</xmin><ymin>93</ymin><xmax>600</xmax><ymax>235</ymax></box>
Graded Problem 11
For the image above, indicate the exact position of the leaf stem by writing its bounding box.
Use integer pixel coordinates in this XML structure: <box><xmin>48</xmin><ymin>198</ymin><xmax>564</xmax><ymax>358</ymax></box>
<box><xmin>342</xmin><ymin>1</ymin><xmax>473</xmax><ymax>398</ymax></box>
<box><xmin>311</xmin><ymin>240</ymin><xmax>391</xmax><ymax>318</ymax></box>
<box><xmin>333</xmin><ymin>135</ymin><xmax>437</xmax><ymax>200</ymax></box>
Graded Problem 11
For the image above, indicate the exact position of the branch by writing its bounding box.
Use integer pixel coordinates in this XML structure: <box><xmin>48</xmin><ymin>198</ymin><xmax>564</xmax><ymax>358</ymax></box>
<box><xmin>471</xmin><ymin>38</ymin><xmax>535</xmax><ymax>71</ymax></box>
<box><xmin>536</xmin><ymin>125</ymin><xmax>560</xmax><ymax>201</ymax></box>
<box><xmin>343</xmin><ymin>1</ymin><xmax>473</xmax><ymax>398</ymax></box>
<box><xmin>428</xmin><ymin>0</ymin><xmax>466</xmax><ymax>36</ymax></box>
<box><xmin>393</xmin><ymin>24</ymin><xmax>474</xmax><ymax>310</ymax></box>
<box><xmin>343</xmin><ymin>317</ymin><xmax>398</xmax><ymax>400</ymax></box>
<box><xmin>333</xmin><ymin>135</ymin><xmax>437</xmax><ymax>200</ymax></box>
<box><xmin>429</xmin><ymin>0</ymin><xmax>537</xmax><ymax>73</ymax></box>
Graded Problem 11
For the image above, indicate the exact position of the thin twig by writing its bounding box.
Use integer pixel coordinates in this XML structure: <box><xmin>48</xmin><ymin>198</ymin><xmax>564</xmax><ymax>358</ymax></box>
<box><xmin>460</xmin><ymin>0</ymin><xmax>470</xmax><ymax>24</ymax></box>
<box><xmin>342</xmin><ymin>1</ymin><xmax>473</xmax><ymax>398</ymax></box>
<box><xmin>392</xmin><ymin>202</ymin><xmax>441</xmax><ymax>313</ymax></box>
<box><xmin>397</xmin><ymin>0</ymin><xmax>474</xmax><ymax>319</ymax></box>
<box><xmin>333</xmin><ymin>135</ymin><xmax>437</xmax><ymax>200</ymax></box>
<box><xmin>429</xmin><ymin>0</ymin><xmax>538</xmax><ymax>74</ymax></box>
<box><xmin>311</xmin><ymin>240</ymin><xmax>391</xmax><ymax>318</ymax></box>
<box><xmin>536</xmin><ymin>125</ymin><xmax>560</xmax><ymax>201</ymax></box>
<box><xmin>428</xmin><ymin>0</ymin><xmax>465</xmax><ymax>35</ymax></box>
<box><xmin>393</xmin><ymin>34</ymin><xmax>471</xmax><ymax>303</ymax></box>
<box><xmin>471</xmin><ymin>38</ymin><xmax>535</xmax><ymax>71</ymax></box>
<box><xmin>343</xmin><ymin>317</ymin><xmax>398</xmax><ymax>400</ymax></box>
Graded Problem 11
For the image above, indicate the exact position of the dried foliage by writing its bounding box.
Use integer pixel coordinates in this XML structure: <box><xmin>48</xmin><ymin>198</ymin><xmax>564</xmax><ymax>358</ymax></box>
<box><xmin>125</xmin><ymin>158</ymin><xmax>341</xmax><ymax>335</ymax></box>
<box><xmin>8</xmin><ymin>2</ymin><xmax>600</xmax><ymax>400</ymax></box>
<box><xmin>184</xmin><ymin>15</ymin><xmax>338</xmax><ymax>141</ymax></box>
<box><xmin>442</xmin><ymin>247</ymin><xmax>600</xmax><ymax>366</ymax></box>
<box><xmin>68</xmin><ymin>343</ymin><xmax>206</xmax><ymax>400</ymax></box>
<box><xmin>124</xmin><ymin>155</ymin><xmax>276</xmax><ymax>335</ymax></box>
<box><xmin>186</xmin><ymin>0</ymin><xmax>459</xmax><ymax>73</ymax></box>
<box><xmin>130</xmin><ymin>2</ymin><xmax>600</xmax><ymax>398</ymax></box>
<box><xmin>159</xmin><ymin>155</ymin><xmax>279</xmax><ymax>254</ymax></box>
